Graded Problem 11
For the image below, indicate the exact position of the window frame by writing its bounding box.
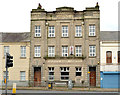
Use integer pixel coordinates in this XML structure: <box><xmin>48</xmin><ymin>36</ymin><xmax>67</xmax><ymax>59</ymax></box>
<box><xmin>62</xmin><ymin>26</ymin><xmax>68</xmax><ymax>37</ymax></box>
<box><xmin>75</xmin><ymin>46</ymin><xmax>82</xmax><ymax>57</ymax></box>
<box><xmin>48</xmin><ymin>67</ymin><xmax>54</xmax><ymax>81</ymax></box>
<box><xmin>34</xmin><ymin>46</ymin><xmax>41</xmax><ymax>57</ymax></box>
<box><xmin>76</xmin><ymin>67</ymin><xmax>82</xmax><ymax>76</ymax></box>
<box><xmin>4</xmin><ymin>46</ymin><xmax>9</xmax><ymax>56</ymax></box>
<box><xmin>62</xmin><ymin>46</ymin><xmax>68</xmax><ymax>57</ymax></box>
<box><xmin>21</xmin><ymin>46</ymin><xmax>26</xmax><ymax>57</ymax></box>
<box><xmin>75</xmin><ymin>25</ymin><xmax>82</xmax><ymax>37</ymax></box>
<box><xmin>48</xmin><ymin>26</ymin><xmax>55</xmax><ymax>37</ymax></box>
<box><xmin>89</xmin><ymin>45</ymin><xmax>96</xmax><ymax>57</ymax></box>
<box><xmin>20</xmin><ymin>71</ymin><xmax>26</xmax><ymax>81</ymax></box>
<box><xmin>60</xmin><ymin>67</ymin><xmax>69</xmax><ymax>80</ymax></box>
<box><xmin>48</xmin><ymin>46</ymin><xmax>55</xmax><ymax>57</ymax></box>
<box><xmin>35</xmin><ymin>26</ymin><xmax>41</xmax><ymax>37</ymax></box>
<box><xmin>89</xmin><ymin>25</ymin><xmax>96</xmax><ymax>36</ymax></box>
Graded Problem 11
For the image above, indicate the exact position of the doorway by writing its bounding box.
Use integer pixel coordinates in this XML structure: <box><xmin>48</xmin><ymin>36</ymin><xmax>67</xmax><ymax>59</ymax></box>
<box><xmin>34</xmin><ymin>67</ymin><xmax>41</xmax><ymax>87</ymax></box>
<box><xmin>89</xmin><ymin>67</ymin><xmax>96</xmax><ymax>87</ymax></box>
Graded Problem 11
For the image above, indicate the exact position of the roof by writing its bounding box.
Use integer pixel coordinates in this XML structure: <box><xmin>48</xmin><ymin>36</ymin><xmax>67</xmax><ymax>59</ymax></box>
<box><xmin>1</xmin><ymin>32</ymin><xmax>30</xmax><ymax>42</ymax></box>
<box><xmin>100</xmin><ymin>31</ymin><xmax>120</xmax><ymax>41</ymax></box>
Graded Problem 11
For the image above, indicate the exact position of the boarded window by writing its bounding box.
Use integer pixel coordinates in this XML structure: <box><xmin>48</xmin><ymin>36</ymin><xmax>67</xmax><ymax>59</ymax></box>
<box><xmin>106</xmin><ymin>51</ymin><xmax>112</xmax><ymax>63</ymax></box>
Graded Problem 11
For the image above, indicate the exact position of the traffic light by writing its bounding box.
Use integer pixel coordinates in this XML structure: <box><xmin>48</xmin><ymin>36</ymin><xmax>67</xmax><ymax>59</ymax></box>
<box><xmin>6</xmin><ymin>53</ymin><xmax>13</xmax><ymax>68</ymax></box>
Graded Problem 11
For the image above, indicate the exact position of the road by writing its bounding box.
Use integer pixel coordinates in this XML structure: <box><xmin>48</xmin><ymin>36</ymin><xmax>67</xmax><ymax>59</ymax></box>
<box><xmin>1</xmin><ymin>90</ymin><xmax>120</xmax><ymax>95</ymax></box>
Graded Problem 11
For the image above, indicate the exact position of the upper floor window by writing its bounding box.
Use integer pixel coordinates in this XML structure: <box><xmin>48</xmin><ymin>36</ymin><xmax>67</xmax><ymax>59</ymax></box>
<box><xmin>35</xmin><ymin>26</ymin><xmax>41</xmax><ymax>37</ymax></box>
<box><xmin>34</xmin><ymin>46</ymin><xmax>41</xmax><ymax>57</ymax></box>
<box><xmin>4</xmin><ymin>46</ymin><xmax>9</xmax><ymax>56</ymax></box>
<box><xmin>89</xmin><ymin>45</ymin><xmax>96</xmax><ymax>57</ymax></box>
<box><xmin>62</xmin><ymin>46</ymin><xmax>68</xmax><ymax>57</ymax></box>
<box><xmin>75</xmin><ymin>46</ymin><xmax>82</xmax><ymax>57</ymax></box>
<box><xmin>106</xmin><ymin>51</ymin><xmax>112</xmax><ymax>63</ymax></box>
<box><xmin>76</xmin><ymin>67</ymin><xmax>82</xmax><ymax>76</ymax></box>
<box><xmin>48</xmin><ymin>67</ymin><xmax>54</xmax><ymax>80</ymax></box>
<box><xmin>20</xmin><ymin>71</ymin><xmax>26</xmax><ymax>81</ymax></box>
<box><xmin>21</xmin><ymin>46</ymin><xmax>26</xmax><ymax>57</ymax></box>
<box><xmin>75</xmin><ymin>26</ymin><xmax>82</xmax><ymax>37</ymax></box>
<box><xmin>89</xmin><ymin>25</ymin><xmax>95</xmax><ymax>36</ymax></box>
<box><xmin>62</xmin><ymin>26</ymin><xmax>68</xmax><ymax>37</ymax></box>
<box><xmin>48</xmin><ymin>46</ymin><xmax>55</xmax><ymax>57</ymax></box>
<box><xmin>118</xmin><ymin>51</ymin><xmax>120</xmax><ymax>63</ymax></box>
<box><xmin>48</xmin><ymin>26</ymin><xmax>55</xmax><ymax>37</ymax></box>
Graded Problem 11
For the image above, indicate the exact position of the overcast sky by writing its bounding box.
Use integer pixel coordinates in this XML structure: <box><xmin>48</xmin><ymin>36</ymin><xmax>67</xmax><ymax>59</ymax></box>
<box><xmin>0</xmin><ymin>0</ymin><xmax>119</xmax><ymax>32</ymax></box>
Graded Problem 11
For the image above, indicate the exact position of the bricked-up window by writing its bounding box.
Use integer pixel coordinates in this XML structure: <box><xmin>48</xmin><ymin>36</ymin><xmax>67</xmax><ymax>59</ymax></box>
<box><xmin>48</xmin><ymin>46</ymin><xmax>55</xmax><ymax>57</ymax></box>
<box><xmin>106</xmin><ymin>51</ymin><xmax>112</xmax><ymax>63</ymax></box>
<box><xmin>76</xmin><ymin>67</ymin><xmax>82</xmax><ymax>76</ymax></box>
<box><xmin>60</xmin><ymin>67</ymin><xmax>69</xmax><ymax>80</ymax></box>
<box><xmin>21</xmin><ymin>46</ymin><xmax>26</xmax><ymax>57</ymax></box>
<box><xmin>4</xmin><ymin>46</ymin><xmax>9</xmax><ymax>56</ymax></box>
<box><xmin>48</xmin><ymin>26</ymin><xmax>55</xmax><ymax>37</ymax></box>
<box><xmin>75</xmin><ymin>46</ymin><xmax>82</xmax><ymax>57</ymax></box>
<box><xmin>118</xmin><ymin>51</ymin><xmax>120</xmax><ymax>63</ymax></box>
<box><xmin>3</xmin><ymin>71</ymin><xmax>9</xmax><ymax>81</ymax></box>
<box><xmin>89</xmin><ymin>25</ymin><xmax>95</xmax><ymax>36</ymax></box>
<box><xmin>75</xmin><ymin>26</ymin><xmax>82</xmax><ymax>37</ymax></box>
<box><xmin>62</xmin><ymin>26</ymin><xmax>68</xmax><ymax>37</ymax></box>
<box><xmin>20</xmin><ymin>71</ymin><xmax>26</xmax><ymax>81</ymax></box>
<box><xmin>89</xmin><ymin>45</ymin><xmax>96</xmax><ymax>57</ymax></box>
<box><xmin>62</xmin><ymin>46</ymin><xmax>68</xmax><ymax>57</ymax></box>
<box><xmin>35</xmin><ymin>26</ymin><xmax>41</xmax><ymax>37</ymax></box>
<box><xmin>48</xmin><ymin>67</ymin><xmax>54</xmax><ymax>80</ymax></box>
<box><xmin>34</xmin><ymin>46</ymin><xmax>41</xmax><ymax>57</ymax></box>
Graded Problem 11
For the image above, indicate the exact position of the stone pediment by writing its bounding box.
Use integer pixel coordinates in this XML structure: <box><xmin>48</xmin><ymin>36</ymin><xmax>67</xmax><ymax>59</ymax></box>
<box><xmin>56</xmin><ymin>6</ymin><xmax>74</xmax><ymax>12</ymax></box>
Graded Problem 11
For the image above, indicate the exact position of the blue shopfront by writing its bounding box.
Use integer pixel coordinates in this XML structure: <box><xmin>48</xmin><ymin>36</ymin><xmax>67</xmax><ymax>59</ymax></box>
<box><xmin>100</xmin><ymin>71</ymin><xmax>120</xmax><ymax>88</ymax></box>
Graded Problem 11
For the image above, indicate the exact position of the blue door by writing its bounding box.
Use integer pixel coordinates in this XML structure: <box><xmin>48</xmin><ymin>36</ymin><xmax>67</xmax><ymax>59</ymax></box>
<box><xmin>101</xmin><ymin>72</ymin><xmax>120</xmax><ymax>88</ymax></box>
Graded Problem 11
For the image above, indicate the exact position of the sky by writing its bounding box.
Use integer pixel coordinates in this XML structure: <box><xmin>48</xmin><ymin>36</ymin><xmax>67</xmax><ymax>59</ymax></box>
<box><xmin>0</xmin><ymin>0</ymin><xmax>119</xmax><ymax>32</ymax></box>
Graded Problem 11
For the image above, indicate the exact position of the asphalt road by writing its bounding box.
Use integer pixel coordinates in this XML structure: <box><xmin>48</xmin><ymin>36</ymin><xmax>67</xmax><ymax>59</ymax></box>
<box><xmin>1</xmin><ymin>90</ymin><xmax>120</xmax><ymax>95</ymax></box>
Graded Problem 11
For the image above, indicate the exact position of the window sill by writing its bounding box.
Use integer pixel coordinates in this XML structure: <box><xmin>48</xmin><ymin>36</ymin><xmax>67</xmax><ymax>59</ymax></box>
<box><xmin>19</xmin><ymin>80</ymin><xmax>26</xmax><ymax>82</ymax></box>
<box><xmin>34</xmin><ymin>37</ymin><xmax>41</xmax><ymax>38</ymax></box>
<box><xmin>88</xmin><ymin>36</ymin><xmax>96</xmax><ymax>37</ymax></box>
<box><xmin>89</xmin><ymin>56</ymin><xmax>96</xmax><ymax>58</ymax></box>
<box><xmin>20</xmin><ymin>57</ymin><xmax>26</xmax><ymax>59</ymax></box>
<box><xmin>75</xmin><ymin>36</ymin><xmax>82</xmax><ymax>38</ymax></box>
<box><xmin>61</xmin><ymin>37</ymin><xmax>69</xmax><ymax>38</ymax></box>
<box><xmin>48</xmin><ymin>37</ymin><xmax>55</xmax><ymax>38</ymax></box>
<box><xmin>34</xmin><ymin>57</ymin><xmax>41</xmax><ymax>58</ymax></box>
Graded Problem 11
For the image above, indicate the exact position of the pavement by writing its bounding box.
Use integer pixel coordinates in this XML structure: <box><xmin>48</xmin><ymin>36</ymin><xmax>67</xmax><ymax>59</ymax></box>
<box><xmin>1</xmin><ymin>86</ymin><xmax>119</xmax><ymax>92</ymax></box>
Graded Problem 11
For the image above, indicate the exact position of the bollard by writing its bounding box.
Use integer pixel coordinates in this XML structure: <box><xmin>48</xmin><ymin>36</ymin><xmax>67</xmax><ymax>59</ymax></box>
<box><xmin>12</xmin><ymin>83</ymin><xmax>16</xmax><ymax>95</ymax></box>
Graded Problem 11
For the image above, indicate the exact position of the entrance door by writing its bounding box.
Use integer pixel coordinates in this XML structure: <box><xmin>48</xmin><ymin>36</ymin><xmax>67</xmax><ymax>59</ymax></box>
<box><xmin>89</xmin><ymin>67</ymin><xmax>96</xmax><ymax>87</ymax></box>
<box><xmin>34</xmin><ymin>67</ymin><xmax>41</xmax><ymax>87</ymax></box>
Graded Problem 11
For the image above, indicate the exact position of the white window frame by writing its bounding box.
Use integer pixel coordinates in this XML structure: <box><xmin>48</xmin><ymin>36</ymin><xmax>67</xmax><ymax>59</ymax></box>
<box><xmin>75</xmin><ymin>46</ymin><xmax>82</xmax><ymax>57</ymax></box>
<box><xmin>3</xmin><ymin>71</ymin><xmax>9</xmax><ymax>80</ymax></box>
<box><xmin>75</xmin><ymin>25</ymin><xmax>82</xmax><ymax>37</ymax></box>
<box><xmin>34</xmin><ymin>46</ymin><xmax>41</xmax><ymax>57</ymax></box>
<box><xmin>48</xmin><ymin>26</ymin><xmax>55</xmax><ymax>37</ymax></box>
<box><xmin>48</xmin><ymin>67</ymin><xmax>54</xmax><ymax>81</ymax></box>
<box><xmin>76</xmin><ymin>67</ymin><xmax>82</xmax><ymax>76</ymax></box>
<box><xmin>21</xmin><ymin>46</ymin><xmax>26</xmax><ymax>57</ymax></box>
<box><xmin>62</xmin><ymin>46</ymin><xmax>68</xmax><ymax>57</ymax></box>
<box><xmin>89</xmin><ymin>45</ymin><xmax>96</xmax><ymax>57</ymax></box>
<box><xmin>60</xmin><ymin>67</ymin><xmax>69</xmax><ymax>80</ymax></box>
<box><xmin>89</xmin><ymin>25</ymin><xmax>96</xmax><ymax>36</ymax></box>
<box><xmin>4</xmin><ymin>46</ymin><xmax>9</xmax><ymax>56</ymax></box>
<box><xmin>62</xmin><ymin>26</ymin><xmax>68</xmax><ymax>37</ymax></box>
<box><xmin>35</xmin><ymin>26</ymin><xmax>41</xmax><ymax>37</ymax></box>
<box><xmin>20</xmin><ymin>71</ymin><xmax>26</xmax><ymax>81</ymax></box>
<box><xmin>48</xmin><ymin>46</ymin><xmax>55</xmax><ymax>57</ymax></box>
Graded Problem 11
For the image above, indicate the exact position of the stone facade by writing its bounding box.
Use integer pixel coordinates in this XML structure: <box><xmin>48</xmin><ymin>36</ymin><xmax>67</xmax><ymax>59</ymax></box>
<box><xmin>30</xmin><ymin>3</ymin><xmax>100</xmax><ymax>87</ymax></box>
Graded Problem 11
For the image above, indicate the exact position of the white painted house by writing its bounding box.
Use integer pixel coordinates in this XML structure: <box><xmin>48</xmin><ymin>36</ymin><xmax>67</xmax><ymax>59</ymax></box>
<box><xmin>100</xmin><ymin>31</ymin><xmax>120</xmax><ymax>88</ymax></box>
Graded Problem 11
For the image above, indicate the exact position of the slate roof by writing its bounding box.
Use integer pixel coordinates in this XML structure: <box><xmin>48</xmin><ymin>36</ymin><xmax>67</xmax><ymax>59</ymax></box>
<box><xmin>100</xmin><ymin>31</ymin><xmax>120</xmax><ymax>41</ymax></box>
<box><xmin>1</xmin><ymin>32</ymin><xmax>30</xmax><ymax>42</ymax></box>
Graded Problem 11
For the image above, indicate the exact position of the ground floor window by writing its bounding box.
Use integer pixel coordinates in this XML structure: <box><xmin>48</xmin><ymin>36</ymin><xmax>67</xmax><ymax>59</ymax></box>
<box><xmin>48</xmin><ymin>67</ymin><xmax>54</xmax><ymax>80</ymax></box>
<box><xmin>76</xmin><ymin>67</ymin><xmax>82</xmax><ymax>76</ymax></box>
<box><xmin>20</xmin><ymin>71</ymin><xmax>26</xmax><ymax>81</ymax></box>
<box><xmin>60</xmin><ymin>67</ymin><xmax>69</xmax><ymax>80</ymax></box>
